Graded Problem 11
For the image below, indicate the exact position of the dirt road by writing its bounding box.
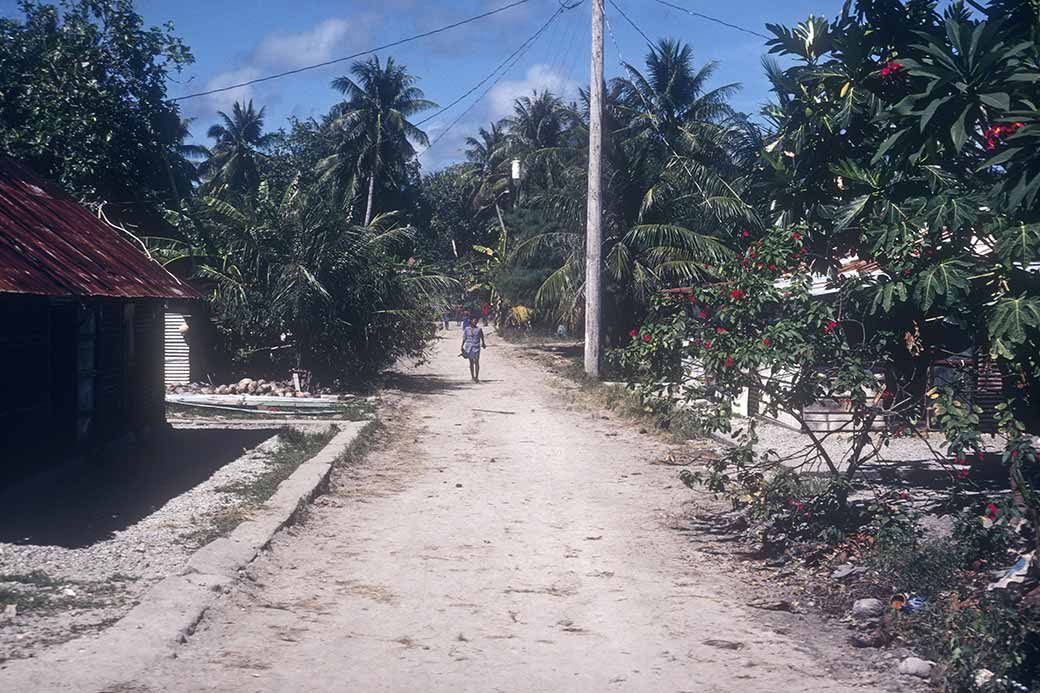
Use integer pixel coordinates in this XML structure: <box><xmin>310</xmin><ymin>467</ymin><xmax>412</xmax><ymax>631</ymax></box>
<box><xmin>126</xmin><ymin>331</ymin><xmax>900</xmax><ymax>692</ymax></box>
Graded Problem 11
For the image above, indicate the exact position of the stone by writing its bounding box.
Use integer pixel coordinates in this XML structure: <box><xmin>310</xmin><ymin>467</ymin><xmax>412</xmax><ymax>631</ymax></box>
<box><xmin>2</xmin><ymin>604</ymin><xmax>16</xmax><ymax>621</ymax></box>
<box><xmin>898</xmin><ymin>656</ymin><xmax>934</xmax><ymax>678</ymax></box>
<box><xmin>831</xmin><ymin>563</ymin><xmax>867</xmax><ymax>579</ymax></box>
<box><xmin>852</xmin><ymin>598</ymin><xmax>885</xmax><ymax>619</ymax></box>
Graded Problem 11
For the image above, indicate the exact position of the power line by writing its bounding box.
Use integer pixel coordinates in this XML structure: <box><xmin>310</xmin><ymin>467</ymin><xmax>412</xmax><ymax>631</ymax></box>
<box><xmin>419</xmin><ymin>5</ymin><xmax>565</xmax><ymax>160</ymax></box>
<box><xmin>417</xmin><ymin>5</ymin><xmax>568</xmax><ymax>127</ymax></box>
<box><xmin>607</xmin><ymin>0</ymin><xmax>654</xmax><ymax>49</ymax></box>
<box><xmin>651</xmin><ymin>0</ymin><xmax>770</xmax><ymax>40</ymax></box>
<box><xmin>171</xmin><ymin>0</ymin><xmax>534</xmax><ymax>102</ymax></box>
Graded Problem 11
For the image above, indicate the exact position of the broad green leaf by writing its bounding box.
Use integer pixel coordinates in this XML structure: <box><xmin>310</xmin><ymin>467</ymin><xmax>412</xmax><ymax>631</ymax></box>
<box><xmin>995</xmin><ymin>223</ymin><xmax>1040</xmax><ymax>265</ymax></box>
<box><xmin>950</xmin><ymin>104</ymin><xmax>972</xmax><ymax>152</ymax></box>
<box><xmin>989</xmin><ymin>296</ymin><xmax>1040</xmax><ymax>359</ymax></box>
<box><xmin>979</xmin><ymin>93</ymin><xmax>1010</xmax><ymax>111</ymax></box>
<box><xmin>914</xmin><ymin>260</ymin><xmax>971</xmax><ymax>311</ymax></box>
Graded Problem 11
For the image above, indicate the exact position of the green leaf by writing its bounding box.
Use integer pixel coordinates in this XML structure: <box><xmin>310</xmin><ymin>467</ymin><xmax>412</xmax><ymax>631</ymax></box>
<box><xmin>920</xmin><ymin>95</ymin><xmax>953</xmax><ymax>132</ymax></box>
<box><xmin>872</xmin><ymin>129</ymin><xmax>907</xmax><ymax>164</ymax></box>
<box><xmin>995</xmin><ymin>223</ymin><xmax>1040</xmax><ymax>266</ymax></box>
<box><xmin>977</xmin><ymin>147</ymin><xmax>1022</xmax><ymax>171</ymax></box>
<box><xmin>989</xmin><ymin>296</ymin><xmax>1040</xmax><ymax>359</ymax></box>
<box><xmin>950</xmin><ymin>104</ymin><xmax>973</xmax><ymax>152</ymax></box>
<box><xmin>979</xmin><ymin>92</ymin><xmax>1010</xmax><ymax>111</ymax></box>
<box><xmin>914</xmin><ymin>260</ymin><xmax>971</xmax><ymax>312</ymax></box>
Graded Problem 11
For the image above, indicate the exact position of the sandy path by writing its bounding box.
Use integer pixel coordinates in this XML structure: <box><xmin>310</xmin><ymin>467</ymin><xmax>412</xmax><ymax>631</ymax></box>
<box><xmin>126</xmin><ymin>330</ymin><xmax>895</xmax><ymax>693</ymax></box>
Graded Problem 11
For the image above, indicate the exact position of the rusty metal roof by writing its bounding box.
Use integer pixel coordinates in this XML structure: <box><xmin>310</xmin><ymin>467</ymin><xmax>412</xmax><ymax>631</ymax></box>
<box><xmin>0</xmin><ymin>158</ymin><xmax>201</xmax><ymax>300</ymax></box>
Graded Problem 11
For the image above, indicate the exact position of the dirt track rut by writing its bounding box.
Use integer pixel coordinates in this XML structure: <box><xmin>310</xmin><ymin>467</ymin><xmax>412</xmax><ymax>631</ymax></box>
<box><xmin>124</xmin><ymin>331</ymin><xmax>900</xmax><ymax>692</ymax></box>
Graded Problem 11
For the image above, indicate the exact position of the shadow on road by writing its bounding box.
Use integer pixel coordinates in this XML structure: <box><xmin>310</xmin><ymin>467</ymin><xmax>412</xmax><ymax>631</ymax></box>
<box><xmin>0</xmin><ymin>428</ymin><xmax>277</xmax><ymax>548</ymax></box>
<box><xmin>381</xmin><ymin>372</ymin><xmax>471</xmax><ymax>394</ymax></box>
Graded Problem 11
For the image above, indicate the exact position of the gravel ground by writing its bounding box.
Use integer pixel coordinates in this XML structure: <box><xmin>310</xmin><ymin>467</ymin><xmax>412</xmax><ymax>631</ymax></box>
<box><xmin>0</xmin><ymin>425</ymin><xmax>305</xmax><ymax>662</ymax></box>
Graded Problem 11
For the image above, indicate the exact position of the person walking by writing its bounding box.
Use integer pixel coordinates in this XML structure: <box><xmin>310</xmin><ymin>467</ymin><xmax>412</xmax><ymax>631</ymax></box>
<box><xmin>460</xmin><ymin>319</ymin><xmax>487</xmax><ymax>382</ymax></box>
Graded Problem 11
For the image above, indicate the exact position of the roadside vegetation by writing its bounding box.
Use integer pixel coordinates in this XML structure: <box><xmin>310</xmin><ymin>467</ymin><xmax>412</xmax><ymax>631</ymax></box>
<box><xmin>3</xmin><ymin>0</ymin><xmax>1040</xmax><ymax>688</ymax></box>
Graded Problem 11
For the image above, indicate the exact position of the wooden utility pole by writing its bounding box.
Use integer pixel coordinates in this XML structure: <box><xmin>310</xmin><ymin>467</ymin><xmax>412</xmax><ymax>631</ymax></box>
<box><xmin>584</xmin><ymin>0</ymin><xmax>604</xmax><ymax>378</ymax></box>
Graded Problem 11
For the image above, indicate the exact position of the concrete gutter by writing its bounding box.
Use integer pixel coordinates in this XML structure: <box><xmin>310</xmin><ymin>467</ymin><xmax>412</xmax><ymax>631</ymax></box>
<box><xmin>0</xmin><ymin>421</ymin><xmax>373</xmax><ymax>692</ymax></box>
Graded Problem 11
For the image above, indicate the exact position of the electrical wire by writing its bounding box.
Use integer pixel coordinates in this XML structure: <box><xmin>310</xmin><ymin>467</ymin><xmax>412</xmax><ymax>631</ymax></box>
<box><xmin>417</xmin><ymin>4</ymin><xmax>568</xmax><ymax>127</ymax></box>
<box><xmin>171</xmin><ymin>0</ymin><xmax>535</xmax><ymax>102</ymax></box>
<box><xmin>418</xmin><ymin>5</ymin><xmax>565</xmax><ymax>159</ymax></box>
<box><xmin>650</xmin><ymin>0</ymin><xmax>770</xmax><ymax>40</ymax></box>
<box><xmin>607</xmin><ymin>0</ymin><xmax>654</xmax><ymax>49</ymax></box>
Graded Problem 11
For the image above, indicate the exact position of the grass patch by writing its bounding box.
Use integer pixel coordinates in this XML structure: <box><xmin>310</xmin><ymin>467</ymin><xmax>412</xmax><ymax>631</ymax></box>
<box><xmin>216</xmin><ymin>426</ymin><xmax>338</xmax><ymax>503</ymax></box>
<box><xmin>522</xmin><ymin>341</ymin><xmax>705</xmax><ymax>443</ymax></box>
<box><xmin>179</xmin><ymin>426</ymin><xmax>338</xmax><ymax>548</ymax></box>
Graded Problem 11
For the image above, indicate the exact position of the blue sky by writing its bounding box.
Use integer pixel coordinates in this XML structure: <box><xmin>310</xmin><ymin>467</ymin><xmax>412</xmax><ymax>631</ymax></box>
<box><xmin>3</xmin><ymin>0</ymin><xmax>849</xmax><ymax>169</ymax></box>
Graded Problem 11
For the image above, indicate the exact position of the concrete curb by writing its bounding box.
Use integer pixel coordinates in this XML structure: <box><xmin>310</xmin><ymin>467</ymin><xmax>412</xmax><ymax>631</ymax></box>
<box><xmin>0</xmin><ymin>421</ymin><xmax>373</xmax><ymax>692</ymax></box>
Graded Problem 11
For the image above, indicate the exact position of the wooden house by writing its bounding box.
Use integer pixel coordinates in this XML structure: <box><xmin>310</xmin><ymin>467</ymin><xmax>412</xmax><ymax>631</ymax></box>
<box><xmin>0</xmin><ymin>159</ymin><xmax>200</xmax><ymax>481</ymax></box>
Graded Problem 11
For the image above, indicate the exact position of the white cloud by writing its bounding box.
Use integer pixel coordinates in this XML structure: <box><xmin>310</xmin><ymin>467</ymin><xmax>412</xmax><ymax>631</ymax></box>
<box><xmin>184</xmin><ymin>16</ymin><xmax>375</xmax><ymax>121</ymax></box>
<box><xmin>192</xmin><ymin>66</ymin><xmax>262</xmax><ymax>118</ymax></box>
<box><xmin>488</xmin><ymin>64</ymin><xmax>579</xmax><ymax>120</ymax></box>
<box><xmin>253</xmin><ymin>18</ymin><xmax>372</xmax><ymax>70</ymax></box>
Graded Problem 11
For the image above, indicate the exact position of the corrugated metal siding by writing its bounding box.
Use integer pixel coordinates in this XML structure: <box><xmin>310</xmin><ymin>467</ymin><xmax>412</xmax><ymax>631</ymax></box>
<box><xmin>165</xmin><ymin>312</ymin><xmax>190</xmax><ymax>386</ymax></box>
<box><xmin>0</xmin><ymin>158</ymin><xmax>201</xmax><ymax>300</ymax></box>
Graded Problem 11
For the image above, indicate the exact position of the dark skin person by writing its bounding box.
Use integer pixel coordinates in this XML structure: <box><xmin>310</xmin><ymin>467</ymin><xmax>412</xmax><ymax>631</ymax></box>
<box><xmin>461</xmin><ymin>319</ymin><xmax>488</xmax><ymax>382</ymax></box>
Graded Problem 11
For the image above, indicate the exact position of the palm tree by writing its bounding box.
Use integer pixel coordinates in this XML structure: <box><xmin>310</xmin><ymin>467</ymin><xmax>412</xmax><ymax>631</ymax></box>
<box><xmin>199</xmin><ymin>100</ymin><xmax>275</xmax><ymax>193</ymax></box>
<box><xmin>327</xmin><ymin>56</ymin><xmax>436</xmax><ymax>225</ymax></box>
<box><xmin>617</xmin><ymin>39</ymin><xmax>740</xmax><ymax>167</ymax></box>
<box><xmin>460</xmin><ymin>121</ymin><xmax>513</xmax><ymax>236</ymax></box>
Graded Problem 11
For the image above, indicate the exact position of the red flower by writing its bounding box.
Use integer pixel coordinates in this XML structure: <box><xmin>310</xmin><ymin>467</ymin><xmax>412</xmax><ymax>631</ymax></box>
<box><xmin>956</xmin><ymin>469</ymin><xmax>970</xmax><ymax>480</ymax></box>
<box><xmin>899</xmin><ymin>491</ymin><xmax>910</xmax><ymax>500</ymax></box>
<box><xmin>724</xmin><ymin>356</ymin><xmax>735</xmax><ymax>368</ymax></box>
<box><xmin>986</xmin><ymin>503</ymin><xmax>999</xmax><ymax>519</ymax></box>
<box><xmin>903</xmin><ymin>269</ymin><xmax>911</xmax><ymax>276</ymax></box>
<box><xmin>792</xmin><ymin>232</ymin><xmax>802</xmax><ymax>241</ymax></box>
<box><xmin>1011</xmin><ymin>449</ymin><xmax>1020</xmax><ymax>459</ymax></box>
<box><xmin>823</xmin><ymin>320</ymin><xmax>838</xmax><ymax>333</ymax></box>
<box><xmin>957</xmin><ymin>457</ymin><xmax>966</xmax><ymax>465</ymax></box>
<box><xmin>741</xmin><ymin>230</ymin><xmax>751</xmax><ymax>238</ymax></box>
<box><xmin>768</xmin><ymin>264</ymin><xmax>777</xmax><ymax>271</ymax></box>
<box><xmin>698</xmin><ymin>310</ymin><xmax>708</xmax><ymax>319</ymax></box>
<box><xmin>704</xmin><ymin>340</ymin><xmax>713</xmax><ymax>349</ymax></box>
<box><xmin>879</xmin><ymin>61</ymin><xmax>903</xmax><ymax>78</ymax></box>
<box><xmin>763</xmin><ymin>337</ymin><xmax>772</xmax><ymax>347</ymax></box>
<box><xmin>716</xmin><ymin>327</ymin><xmax>727</xmax><ymax>335</ymax></box>
<box><xmin>730</xmin><ymin>289</ymin><xmax>746</xmax><ymax>300</ymax></box>
<box><xmin>642</xmin><ymin>333</ymin><xmax>651</xmax><ymax>343</ymax></box>
<box><xmin>629</xmin><ymin>329</ymin><xmax>638</xmax><ymax>338</ymax></box>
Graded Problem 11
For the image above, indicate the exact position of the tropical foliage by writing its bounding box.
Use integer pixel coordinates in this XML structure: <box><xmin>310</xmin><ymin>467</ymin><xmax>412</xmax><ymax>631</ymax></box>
<box><xmin>0</xmin><ymin>0</ymin><xmax>194</xmax><ymax>213</ymax></box>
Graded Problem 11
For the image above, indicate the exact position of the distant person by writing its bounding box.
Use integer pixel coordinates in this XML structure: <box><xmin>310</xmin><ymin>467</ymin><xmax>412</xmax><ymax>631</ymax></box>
<box><xmin>442</xmin><ymin>307</ymin><xmax>450</xmax><ymax>330</ymax></box>
<box><xmin>482</xmin><ymin>302</ymin><xmax>490</xmax><ymax>326</ymax></box>
<box><xmin>461</xmin><ymin>319</ymin><xmax>487</xmax><ymax>382</ymax></box>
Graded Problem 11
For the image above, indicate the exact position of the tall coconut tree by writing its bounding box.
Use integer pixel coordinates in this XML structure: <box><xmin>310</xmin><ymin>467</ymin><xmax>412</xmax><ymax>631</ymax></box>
<box><xmin>460</xmin><ymin>121</ymin><xmax>513</xmax><ymax>235</ymax></box>
<box><xmin>327</xmin><ymin>56</ymin><xmax>436</xmax><ymax>225</ymax></box>
<box><xmin>199</xmin><ymin>100</ymin><xmax>275</xmax><ymax>193</ymax></box>
<box><xmin>617</xmin><ymin>38</ymin><xmax>739</xmax><ymax>167</ymax></box>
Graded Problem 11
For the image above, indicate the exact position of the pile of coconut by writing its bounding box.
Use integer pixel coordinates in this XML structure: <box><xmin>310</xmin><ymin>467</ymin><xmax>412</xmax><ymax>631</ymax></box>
<box><xmin>166</xmin><ymin>378</ymin><xmax>317</xmax><ymax>398</ymax></box>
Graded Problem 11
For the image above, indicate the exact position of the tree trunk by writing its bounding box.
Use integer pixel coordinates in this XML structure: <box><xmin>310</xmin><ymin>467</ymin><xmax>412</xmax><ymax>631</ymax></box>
<box><xmin>364</xmin><ymin>120</ymin><xmax>382</xmax><ymax>227</ymax></box>
<box><xmin>364</xmin><ymin>172</ymin><xmax>376</xmax><ymax>226</ymax></box>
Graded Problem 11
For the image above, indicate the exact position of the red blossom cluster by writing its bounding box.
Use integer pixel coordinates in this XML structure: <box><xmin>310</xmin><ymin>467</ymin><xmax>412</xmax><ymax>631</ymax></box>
<box><xmin>730</xmin><ymin>289</ymin><xmax>746</xmax><ymax>301</ymax></box>
<box><xmin>823</xmin><ymin>320</ymin><xmax>838</xmax><ymax>333</ymax></box>
<box><xmin>984</xmin><ymin>121</ymin><xmax>1024</xmax><ymax>150</ymax></box>
<box><xmin>879</xmin><ymin>61</ymin><xmax>903</xmax><ymax>78</ymax></box>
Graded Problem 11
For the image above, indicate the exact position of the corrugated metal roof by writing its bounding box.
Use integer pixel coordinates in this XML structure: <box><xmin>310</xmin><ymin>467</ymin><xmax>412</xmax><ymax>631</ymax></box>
<box><xmin>0</xmin><ymin>158</ymin><xmax>201</xmax><ymax>300</ymax></box>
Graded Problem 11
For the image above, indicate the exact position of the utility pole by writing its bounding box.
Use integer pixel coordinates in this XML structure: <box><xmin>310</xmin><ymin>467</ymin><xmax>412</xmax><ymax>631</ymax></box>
<box><xmin>584</xmin><ymin>0</ymin><xmax>604</xmax><ymax>378</ymax></box>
